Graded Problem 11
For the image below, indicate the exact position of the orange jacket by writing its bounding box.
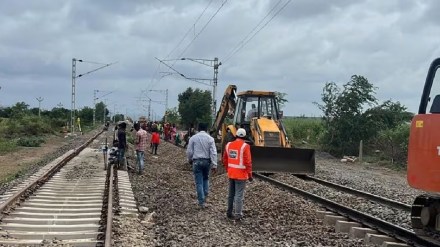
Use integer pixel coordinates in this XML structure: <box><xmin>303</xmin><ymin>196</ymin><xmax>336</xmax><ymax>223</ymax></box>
<box><xmin>222</xmin><ymin>138</ymin><xmax>252</xmax><ymax>180</ymax></box>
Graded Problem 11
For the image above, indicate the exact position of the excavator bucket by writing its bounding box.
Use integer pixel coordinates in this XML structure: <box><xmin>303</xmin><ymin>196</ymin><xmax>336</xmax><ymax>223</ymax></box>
<box><xmin>250</xmin><ymin>146</ymin><xmax>315</xmax><ymax>175</ymax></box>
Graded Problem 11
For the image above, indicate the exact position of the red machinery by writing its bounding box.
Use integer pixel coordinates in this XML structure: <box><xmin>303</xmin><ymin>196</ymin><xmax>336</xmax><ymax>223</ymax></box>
<box><xmin>408</xmin><ymin>57</ymin><xmax>440</xmax><ymax>234</ymax></box>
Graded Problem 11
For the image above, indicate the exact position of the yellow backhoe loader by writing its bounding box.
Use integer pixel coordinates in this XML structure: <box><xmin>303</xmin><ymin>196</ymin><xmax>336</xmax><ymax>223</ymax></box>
<box><xmin>211</xmin><ymin>85</ymin><xmax>315</xmax><ymax>174</ymax></box>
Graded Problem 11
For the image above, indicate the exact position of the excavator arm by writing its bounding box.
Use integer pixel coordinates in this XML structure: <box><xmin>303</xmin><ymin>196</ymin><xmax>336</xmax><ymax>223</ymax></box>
<box><xmin>211</xmin><ymin>85</ymin><xmax>237</xmax><ymax>142</ymax></box>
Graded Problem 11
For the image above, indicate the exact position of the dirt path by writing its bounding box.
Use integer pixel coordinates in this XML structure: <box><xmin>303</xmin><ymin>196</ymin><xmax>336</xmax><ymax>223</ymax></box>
<box><xmin>0</xmin><ymin>135</ymin><xmax>69</xmax><ymax>182</ymax></box>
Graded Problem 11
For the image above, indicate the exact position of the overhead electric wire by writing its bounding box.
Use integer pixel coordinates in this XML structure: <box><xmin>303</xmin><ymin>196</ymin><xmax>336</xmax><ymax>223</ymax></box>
<box><xmin>146</xmin><ymin>0</ymin><xmax>215</xmax><ymax>92</ymax></box>
<box><xmin>224</xmin><ymin>0</ymin><xmax>282</xmax><ymax>62</ymax></box>
<box><xmin>76</xmin><ymin>61</ymin><xmax>118</xmax><ymax>78</ymax></box>
<box><xmin>77</xmin><ymin>60</ymin><xmax>109</xmax><ymax>65</ymax></box>
<box><xmin>224</xmin><ymin>0</ymin><xmax>292</xmax><ymax>63</ymax></box>
<box><xmin>165</xmin><ymin>0</ymin><xmax>215</xmax><ymax>60</ymax></box>
<box><xmin>155</xmin><ymin>57</ymin><xmax>211</xmax><ymax>86</ymax></box>
<box><xmin>174</xmin><ymin>0</ymin><xmax>229</xmax><ymax>63</ymax></box>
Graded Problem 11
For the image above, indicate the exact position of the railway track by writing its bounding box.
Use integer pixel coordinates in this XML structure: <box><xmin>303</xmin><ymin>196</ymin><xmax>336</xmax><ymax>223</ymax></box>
<box><xmin>299</xmin><ymin>175</ymin><xmax>412</xmax><ymax>212</ymax></box>
<box><xmin>152</xmin><ymin>139</ymin><xmax>440</xmax><ymax>246</ymax></box>
<box><xmin>255</xmin><ymin>173</ymin><xmax>440</xmax><ymax>247</ymax></box>
<box><xmin>0</xmin><ymin>131</ymin><xmax>117</xmax><ymax>246</ymax></box>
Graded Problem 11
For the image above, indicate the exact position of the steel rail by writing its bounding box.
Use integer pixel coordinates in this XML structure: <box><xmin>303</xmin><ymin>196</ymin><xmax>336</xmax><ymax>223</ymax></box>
<box><xmin>0</xmin><ymin>130</ymin><xmax>103</xmax><ymax>213</ymax></box>
<box><xmin>300</xmin><ymin>175</ymin><xmax>412</xmax><ymax>212</ymax></box>
<box><xmin>254</xmin><ymin>173</ymin><xmax>440</xmax><ymax>247</ymax></box>
<box><xmin>104</xmin><ymin>165</ymin><xmax>114</xmax><ymax>247</ymax></box>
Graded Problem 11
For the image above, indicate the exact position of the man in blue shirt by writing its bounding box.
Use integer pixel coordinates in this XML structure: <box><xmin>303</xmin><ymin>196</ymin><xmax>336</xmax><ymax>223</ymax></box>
<box><xmin>186</xmin><ymin>123</ymin><xmax>218</xmax><ymax>209</ymax></box>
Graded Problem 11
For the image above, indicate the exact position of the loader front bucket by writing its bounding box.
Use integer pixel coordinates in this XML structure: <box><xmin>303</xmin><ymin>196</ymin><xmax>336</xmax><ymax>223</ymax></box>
<box><xmin>250</xmin><ymin>146</ymin><xmax>315</xmax><ymax>175</ymax></box>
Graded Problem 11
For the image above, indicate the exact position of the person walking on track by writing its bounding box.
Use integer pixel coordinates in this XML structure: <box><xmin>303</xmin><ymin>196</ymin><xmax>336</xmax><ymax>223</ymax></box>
<box><xmin>151</xmin><ymin>128</ymin><xmax>160</xmax><ymax>155</ymax></box>
<box><xmin>222</xmin><ymin>128</ymin><xmax>253</xmax><ymax>220</ymax></box>
<box><xmin>186</xmin><ymin>123</ymin><xmax>218</xmax><ymax>209</ymax></box>
<box><xmin>134</xmin><ymin>122</ymin><xmax>148</xmax><ymax>174</ymax></box>
<box><xmin>117</xmin><ymin>122</ymin><xmax>127</xmax><ymax>170</ymax></box>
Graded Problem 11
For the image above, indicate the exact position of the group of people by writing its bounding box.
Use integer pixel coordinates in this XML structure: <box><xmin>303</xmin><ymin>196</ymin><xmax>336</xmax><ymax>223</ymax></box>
<box><xmin>113</xmin><ymin>121</ymin><xmax>161</xmax><ymax>174</ymax></box>
<box><xmin>114</xmin><ymin>120</ymin><xmax>253</xmax><ymax>220</ymax></box>
<box><xmin>143</xmin><ymin>121</ymin><xmax>182</xmax><ymax>146</ymax></box>
<box><xmin>186</xmin><ymin>123</ymin><xmax>253</xmax><ymax>221</ymax></box>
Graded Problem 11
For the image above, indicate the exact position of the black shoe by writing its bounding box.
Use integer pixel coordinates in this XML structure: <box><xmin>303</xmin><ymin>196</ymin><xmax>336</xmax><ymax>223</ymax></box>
<box><xmin>234</xmin><ymin>215</ymin><xmax>243</xmax><ymax>221</ymax></box>
<box><xmin>227</xmin><ymin>213</ymin><xmax>233</xmax><ymax>219</ymax></box>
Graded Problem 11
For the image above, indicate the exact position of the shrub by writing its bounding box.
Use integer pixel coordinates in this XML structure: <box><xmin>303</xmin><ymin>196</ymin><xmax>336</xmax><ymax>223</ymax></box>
<box><xmin>0</xmin><ymin>115</ymin><xmax>54</xmax><ymax>138</ymax></box>
<box><xmin>0</xmin><ymin>139</ymin><xmax>17</xmax><ymax>154</ymax></box>
<box><xmin>372</xmin><ymin>123</ymin><xmax>410</xmax><ymax>167</ymax></box>
<box><xmin>16</xmin><ymin>136</ymin><xmax>45</xmax><ymax>147</ymax></box>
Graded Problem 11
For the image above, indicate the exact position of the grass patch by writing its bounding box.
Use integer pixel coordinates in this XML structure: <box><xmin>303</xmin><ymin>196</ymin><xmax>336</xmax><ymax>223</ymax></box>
<box><xmin>0</xmin><ymin>160</ymin><xmax>42</xmax><ymax>184</ymax></box>
<box><xmin>283</xmin><ymin>117</ymin><xmax>323</xmax><ymax>149</ymax></box>
<box><xmin>358</xmin><ymin>154</ymin><xmax>407</xmax><ymax>171</ymax></box>
<box><xmin>16</xmin><ymin>136</ymin><xmax>45</xmax><ymax>147</ymax></box>
<box><xmin>0</xmin><ymin>139</ymin><xmax>18</xmax><ymax>155</ymax></box>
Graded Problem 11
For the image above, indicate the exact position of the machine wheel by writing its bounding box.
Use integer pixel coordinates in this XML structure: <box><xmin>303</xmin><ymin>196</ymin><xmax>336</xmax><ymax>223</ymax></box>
<box><xmin>412</xmin><ymin>194</ymin><xmax>440</xmax><ymax>236</ymax></box>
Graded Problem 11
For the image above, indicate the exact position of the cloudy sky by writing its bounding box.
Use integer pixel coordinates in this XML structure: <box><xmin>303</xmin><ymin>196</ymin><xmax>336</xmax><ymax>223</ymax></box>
<box><xmin>1</xmin><ymin>0</ymin><xmax>440</xmax><ymax>119</ymax></box>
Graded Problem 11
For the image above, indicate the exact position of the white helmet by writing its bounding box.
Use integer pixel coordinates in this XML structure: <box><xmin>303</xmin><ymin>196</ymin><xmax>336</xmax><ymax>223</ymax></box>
<box><xmin>236</xmin><ymin>128</ymin><xmax>246</xmax><ymax>137</ymax></box>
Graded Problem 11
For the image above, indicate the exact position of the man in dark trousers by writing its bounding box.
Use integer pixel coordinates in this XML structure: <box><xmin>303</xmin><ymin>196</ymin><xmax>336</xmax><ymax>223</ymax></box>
<box><xmin>117</xmin><ymin>122</ymin><xmax>127</xmax><ymax>170</ymax></box>
<box><xmin>186</xmin><ymin>123</ymin><xmax>217</xmax><ymax>209</ymax></box>
<box><xmin>223</xmin><ymin>128</ymin><xmax>253</xmax><ymax>220</ymax></box>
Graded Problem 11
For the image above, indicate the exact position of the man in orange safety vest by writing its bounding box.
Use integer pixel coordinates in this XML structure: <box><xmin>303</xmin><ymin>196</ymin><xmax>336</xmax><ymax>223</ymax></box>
<box><xmin>222</xmin><ymin>128</ymin><xmax>253</xmax><ymax>220</ymax></box>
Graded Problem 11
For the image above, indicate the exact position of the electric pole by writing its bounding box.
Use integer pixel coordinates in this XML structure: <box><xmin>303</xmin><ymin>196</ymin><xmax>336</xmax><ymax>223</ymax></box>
<box><xmin>148</xmin><ymin>99</ymin><xmax>151</xmax><ymax>121</ymax></box>
<box><xmin>213</xmin><ymin>57</ymin><xmax>220</xmax><ymax>121</ymax></box>
<box><xmin>70</xmin><ymin>58</ymin><xmax>116</xmax><ymax>135</ymax></box>
<box><xmin>36</xmin><ymin>97</ymin><xmax>44</xmax><ymax>117</ymax></box>
<box><xmin>71</xmin><ymin>58</ymin><xmax>76</xmax><ymax>134</ymax></box>
<box><xmin>93</xmin><ymin>90</ymin><xmax>97</xmax><ymax>126</ymax></box>
<box><xmin>103</xmin><ymin>99</ymin><xmax>107</xmax><ymax>124</ymax></box>
<box><xmin>93</xmin><ymin>90</ymin><xmax>113</xmax><ymax>126</ymax></box>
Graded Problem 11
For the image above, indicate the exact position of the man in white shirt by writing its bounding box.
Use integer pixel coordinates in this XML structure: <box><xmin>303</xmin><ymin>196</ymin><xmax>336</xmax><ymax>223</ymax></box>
<box><xmin>186</xmin><ymin>123</ymin><xmax>218</xmax><ymax>209</ymax></box>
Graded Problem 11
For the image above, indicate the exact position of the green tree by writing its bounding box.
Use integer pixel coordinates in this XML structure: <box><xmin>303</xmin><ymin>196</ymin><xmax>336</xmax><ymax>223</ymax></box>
<box><xmin>374</xmin><ymin>124</ymin><xmax>410</xmax><ymax>166</ymax></box>
<box><xmin>164</xmin><ymin>107</ymin><xmax>180</xmax><ymax>123</ymax></box>
<box><xmin>275</xmin><ymin>92</ymin><xmax>288</xmax><ymax>109</ymax></box>
<box><xmin>178</xmin><ymin>87</ymin><xmax>212</xmax><ymax>127</ymax></box>
<box><xmin>0</xmin><ymin>106</ymin><xmax>12</xmax><ymax>118</ymax></box>
<box><xmin>47</xmin><ymin>106</ymin><xmax>70</xmax><ymax>127</ymax></box>
<box><xmin>30</xmin><ymin>107</ymin><xmax>39</xmax><ymax>116</ymax></box>
<box><xmin>315</xmin><ymin>75</ymin><xmax>377</xmax><ymax>155</ymax></box>
<box><xmin>77</xmin><ymin>107</ymin><xmax>94</xmax><ymax>125</ymax></box>
<box><xmin>364</xmin><ymin>100</ymin><xmax>413</xmax><ymax>131</ymax></box>
<box><xmin>315</xmin><ymin>75</ymin><xmax>413</xmax><ymax>158</ymax></box>
<box><xmin>10</xmin><ymin>102</ymin><xmax>30</xmax><ymax>118</ymax></box>
<box><xmin>95</xmin><ymin>101</ymin><xmax>109</xmax><ymax>123</ymax></box>
<box><xmin>113</xmin><ymin>114</ymin><xmax>125</xmax><ymax>123</ymax></box>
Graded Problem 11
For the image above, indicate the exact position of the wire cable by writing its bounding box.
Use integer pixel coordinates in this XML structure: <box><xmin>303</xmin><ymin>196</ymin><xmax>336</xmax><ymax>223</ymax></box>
<box><xmin>174</xmin><ymin>0</ymin><xmax>229</xmax><ymax>63</ymax></box>
<box><xmin>224</xmin><ymin>0</ymin><xmax>282</xmax><ymax>62</ymax></box>
<box><xmin>224</xmin><ymin>0</ymin><xmax>292</xmax><ymax>63</ymax></box>
<box><xmin>165</xmin><ymin>0</ymin><xmax>214</xmax><ymax>60</ymax></box>
<box><xmin>77</xmin><ymin>59</ymin><xmax>109</xmax><ymax>65</ymax></box>
<box><xmin>146</xmin><ymin>0</ymin><xmax>215</xmax><ymax>93</ymax></box>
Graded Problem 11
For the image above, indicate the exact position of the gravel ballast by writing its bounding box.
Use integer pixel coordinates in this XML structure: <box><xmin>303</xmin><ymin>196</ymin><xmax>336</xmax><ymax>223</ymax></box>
<box><xmin>113</xmin><ymin>141</ymin><xmax>367</xmax><ymax>246</ymax></box>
